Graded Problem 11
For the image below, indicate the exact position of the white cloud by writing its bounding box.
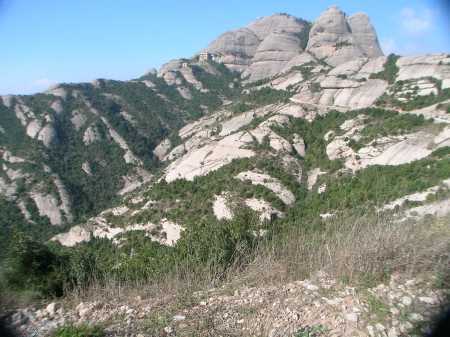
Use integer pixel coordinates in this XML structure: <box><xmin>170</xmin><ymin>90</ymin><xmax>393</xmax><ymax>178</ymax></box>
<box><xmin>400</xmin><ymin>7</ymin><xmax>433</xmax><ymax>34</ymax></box>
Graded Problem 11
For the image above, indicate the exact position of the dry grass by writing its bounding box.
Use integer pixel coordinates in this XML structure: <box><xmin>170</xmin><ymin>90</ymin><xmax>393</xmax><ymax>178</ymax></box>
<box><xmin>239</xmin><ymin>213</ymin><xmax>450</xmax><ymax>288</ymax></box>
<box><xmin>47</xmin><ymin>212</ymin><xmax>450</xmax><ymax>337</ymax></box>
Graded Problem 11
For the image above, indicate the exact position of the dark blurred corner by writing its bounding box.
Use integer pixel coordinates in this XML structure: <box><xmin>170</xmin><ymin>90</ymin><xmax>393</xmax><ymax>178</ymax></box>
<box><xmin>428</xmin><ymin>305</ymin><xmax>450</xmax><ymax>337</ymax></box>
<box><xmin>0</xmin><ymin>316</ymin><xmax>16</xmax><ymax>337</ymax></box>
<box><xmin>436</xmin><ymin>0</ymin><xmax>450</xmax><ymax>33</ymax></box>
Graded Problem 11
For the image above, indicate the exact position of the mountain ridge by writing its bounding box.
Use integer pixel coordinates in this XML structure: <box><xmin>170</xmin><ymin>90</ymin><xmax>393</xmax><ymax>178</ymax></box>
<box><xmin>1</xmin><ymin>5</ymin><xmax>450</xmax><ymax>337</ymax></box>
<box><xmin>0</xmin><ymin>6</ymin><xmax>449</xmax><ymax>239</ymax></box>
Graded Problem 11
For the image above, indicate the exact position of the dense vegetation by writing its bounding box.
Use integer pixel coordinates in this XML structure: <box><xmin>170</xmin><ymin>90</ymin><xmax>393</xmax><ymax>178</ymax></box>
<box><xmin>369</xmin><ymin>54</ymin><xmax>400</xmax><ymax>84</ymax></box>
<box><xmin>398</xmin><ymin>88</ymin><xmax>450</xmax><ymax>111</ymax></box>
<box><xmin>0</xmin><ymin>208</ymin><xmax>260</xmax><ymax>299</ymax></box>
<box><xmin>3</xmin><ymin>148</ymin><xmax>449</xmax><ymax>300</ymax></box>
<box><xmin>232</xmin><ymin>87</ymin><xmax>293</xmax><ymax>113</ymax></box>
<box><xmin>142</xmin><ymin>155</ymin><xmax>303</xmax><ymax>225</ymax></box>
<box><xmin>0</xmin><ymin>61</ymin><xmax>242</xmax><ymax>226</ymax></box>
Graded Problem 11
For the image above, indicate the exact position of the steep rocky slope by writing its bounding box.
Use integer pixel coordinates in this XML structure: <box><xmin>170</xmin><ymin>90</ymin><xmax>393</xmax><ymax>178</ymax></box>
<box><xmin>0</xmin><ymin>5</ymin><xmax>447</xmax><ymax>248</ymax></box>
<box><xmin>1</xmin><ymin>6</ymin><xmax>450</xmax><ymax>337</ymax></box>
<box><xmin>52</xmin><ymin>50</ymin><xmax>450</xmax><ymax>247</ymax></box>
<box><xmin>8</xmin><ymin>272</ymin><xmax>447</xmax><ymax>337</ymax></box>
<box><xmin>0</xmin><ymin>62</ymin><xmax>240</xmax><ymax>236</ymax></box>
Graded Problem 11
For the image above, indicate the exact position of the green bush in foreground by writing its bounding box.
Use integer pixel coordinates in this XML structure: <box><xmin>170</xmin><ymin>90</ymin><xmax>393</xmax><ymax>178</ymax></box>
<box><xmin>52</xmin><ymin>324</ymin><xmax>104</xmax><ymax>337</ymax></box>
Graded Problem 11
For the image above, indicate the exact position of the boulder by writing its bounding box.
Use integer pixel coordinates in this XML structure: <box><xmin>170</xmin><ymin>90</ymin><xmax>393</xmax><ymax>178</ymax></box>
<box><xmin>235</xmin><ymin>171</ymin><xmax>295</xmax><ymax>205</ymax></box>
<box><xmin>306</xmin><ymin>6</ymin><xmax>358</xmax><ymax>61</ymax></box>
<box><xmin>205</xmin><ymin>13</ymin><xmax>309</xmax><ymax>76</ymax></box>
<box><xmin>213</xmin><ymin>194</ymin><xmax>233</xmax><ymax>220</ymax></box>
<box><xmin>37</xmin><ymin>124</ymin><xmax>57</xmax><ymax>147</ymax></box>
<box><xmin>292</xmin><ymin>134</ymin><xmax>305</xmax><ymax>156</ymax></box>
<box><xmin>83</xmin><ymin>125</ymin><xmax>101</xmax><ymax>145</ymax></box>
<box><xmin>26</xmin><ymin>119</ymin><xmax>43</xmax><ymax>138</ymax></box>
<box><xmin>154</xmin><ymin>138</ymin><xmax>172</xmax><ymax>161</ymax></box>
<box><xmin>245</xmin><ymin>198</ymin><xmax>283</xmax><ymax>221</ymax></box>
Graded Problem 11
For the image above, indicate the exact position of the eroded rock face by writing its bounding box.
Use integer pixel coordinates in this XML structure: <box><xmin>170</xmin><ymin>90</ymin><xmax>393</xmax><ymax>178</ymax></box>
<box><xmin>154</xmin><ymin>138</ymin><xmax>172</xmax><ymax>161</ymax></box>
<box><xmin>326</xmin><ymin>121</ymin><xmax>450</xmax><ymax>171</ymax></box>
<box><xmin>37</xmin><ymin>124</ymin><xmax>57</xmax><ymax>147</ymax></box>
<box><xmin>245</xmin><ymin>198</ymin><xmax>283</xmax><ymax>221</ymax></box>
<box><xmin>396</xmin><ymin>54</ymin><xmax>450</xmax><ymax>82</ymax></box>
<box><xmin>52</xmin><ymin>217</ymin><xmax>183</xmax><ymax>247</ymax></box>
<box><xmin>70</xmin><ymin>110</ymin><xmax>87</xmax><ymax>130</ymax></box>
<box><xmin>235</xmin><ymin>171</ymin><xmax>295</xmax><ymax>205</ymax></box>
<box><xmin>243</xmin><ymin>31</ymin><xmax>304</xmax><ymax>81</ymax></box>
<box><xmin>347</xmin><ymin>13</ymin><xmax>383</xmax><ymax>58</ymax></box>
<box><xmin>1</xmin><ymin>95</ymin><xmax>14</xmax><ymax>108</ymax></box>
<box><xmin>205</xmin><ymin>28</ymin><xmax>260</xmax><ymax>72</ymax></box>
<box><xmin>118</xmin><ymin>168</ymin><xmax>153</xmax><ymax>196</ymax></box>
<box><xmin>306</xmin><ymin>6</ymin><xmax>382</xmax><ymax>67</ymax></box>
<box><xmin>165</xmin><ymin>131</ymin><xmax>255</xmax><ymax>182</ymax></box>
<box><xmin>29</xmin><ymin>190</ymin><xmax>63</xmax><ymax>226</ymax></box>
<box><xmin>246</xmin><ymin>14</ymin><xmax>308</xmax><ymax>40</ymax></box>
<box><xmin>204</xmin><ymin>14</ymin><xmax>309</xmax><ymax>79</ymax></box>
<box><xmin>52</xmin><ymin>226</ymin><xmax>91</xmax><ymax>247</ymax></box>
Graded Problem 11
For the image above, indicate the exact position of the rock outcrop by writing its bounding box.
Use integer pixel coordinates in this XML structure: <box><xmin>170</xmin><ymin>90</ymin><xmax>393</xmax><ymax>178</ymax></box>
<box><xmin>242</xmin><ymin>31</ymin><xmax>304</xmax><ymax>81</ymax></box>
<box><xmin>205</xmin><ymin>14</ymin><xmax>310</xmax><ymax>81</ymax></box>
<box><xmin>205</xmin><ymin>28</ymin><xmax>260</xmax><ymax>72</ymax></box>
<box><xmin>347</xmin><ymin>13</ymin><xmax>383</xmax><ymax>58</ymax></box>
<box><xmin>396</xmin><ymin>54</ymin><xmax>450</xmax><ymax>85</ymax></box>
<box><xmin>306</xmin><ymin>6</ymin><xmax>382</xmax><ymax>67</ymax></box>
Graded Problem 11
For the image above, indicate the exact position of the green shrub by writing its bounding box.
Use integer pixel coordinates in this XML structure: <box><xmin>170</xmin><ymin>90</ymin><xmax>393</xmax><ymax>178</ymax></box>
<box><xmin>369</xmin><ymin>54</ymin><xmax>400</xmax><ymax>84</ymax></box>
<box><xmin>52</xmin><ymin>324</ymin><xmax>105</xmax><ymax>337</ymax></box>
<box><xmin>398</xmin><ymin>88</ymin><xmax>450</xmax><ymax>111</ymax></box>
<box><xmin>358</xmin><ymin>109</ymin><xmax>430</xmax><ymax>143</ymax></box>
<box><xmin>175</xmin><ymin>208</ymin><xmax>259</xmax><ymax>271</ymax></box>
<box><xmin>294</xmin><ymin>325</ymin><xmax>327</xmax><ymax>337</ymax></box>
<box><xmin>310</xmin><ymin>82</ymin><xmax>321</xmax><ymax>93</ymax></box>
<box><xmin>239</xmin><ymin>87</ymin><xmax>292</xmax><ymax>108</ymax></box>
<box><xmin>2</xmin><ymin>232</ymin><xmax>66</xmax><ymax>297</ymax></box>
<box><xmin>291</xmin><ymin>62</ymin><xmax>316</xmax><ymax>80</ymax></box>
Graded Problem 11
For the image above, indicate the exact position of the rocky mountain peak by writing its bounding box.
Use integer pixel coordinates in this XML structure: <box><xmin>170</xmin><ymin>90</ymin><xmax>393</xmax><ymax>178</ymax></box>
<box><xmin>348</xmin><ymin>12</ymin><xmax>383</xmax><ymax>58</ymax></box>
<box><xmin>306</xmin><ymin>6</ymin><xmax>383</xmax><ymax>66</ymax></box>
<box><xmin>201</xmin><ymin>7</ymin><xmax>383</xmax><ymax>81</ymax></box>
<box><xmin>246</xmin><ymin>13</ymin><xmax>309</xmax><ymax>40</ymax></box>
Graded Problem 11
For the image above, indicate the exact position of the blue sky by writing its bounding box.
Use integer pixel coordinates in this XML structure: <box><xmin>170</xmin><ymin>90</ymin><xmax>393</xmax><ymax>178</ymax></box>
<box><xmin>1</xmin><ymin>0</ymin><xmax>449</xmax><ymax>95</ymax></box>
